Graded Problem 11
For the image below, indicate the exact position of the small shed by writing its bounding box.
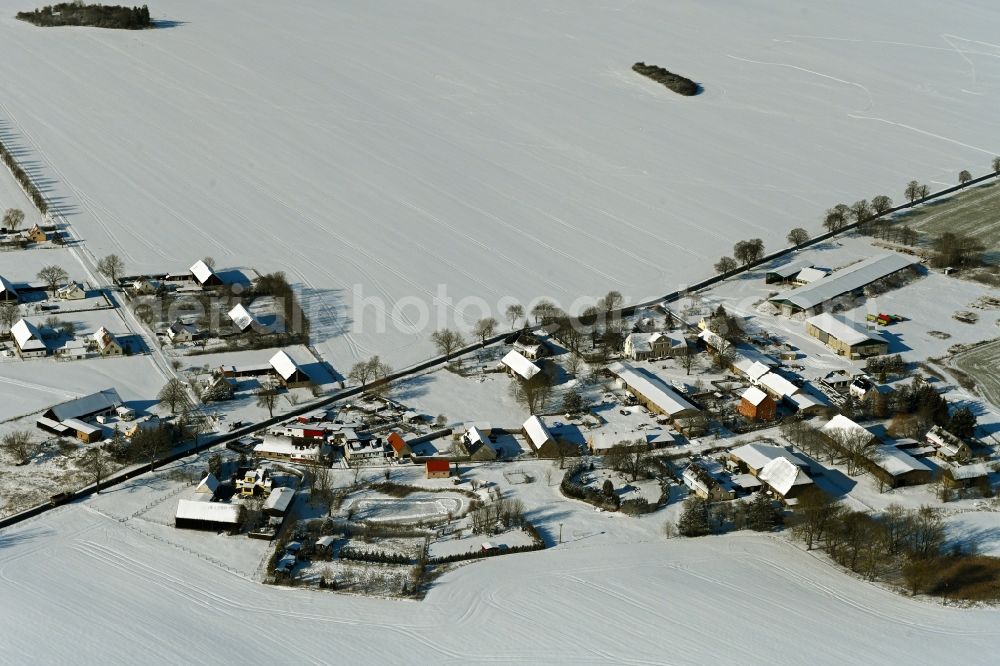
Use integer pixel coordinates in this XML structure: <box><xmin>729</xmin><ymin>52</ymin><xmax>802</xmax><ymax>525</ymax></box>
<box><xmin>425</xmin><ymin>459</ymin><xmax>451</xmax><ymax>479</ymax></box>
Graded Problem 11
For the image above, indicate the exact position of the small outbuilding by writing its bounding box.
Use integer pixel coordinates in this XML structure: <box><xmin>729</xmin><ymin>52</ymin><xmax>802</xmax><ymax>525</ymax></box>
<box><xmin>425</xmin><ymin>459</ymin><xmax>451</xmax><ymax>479</ymax></box>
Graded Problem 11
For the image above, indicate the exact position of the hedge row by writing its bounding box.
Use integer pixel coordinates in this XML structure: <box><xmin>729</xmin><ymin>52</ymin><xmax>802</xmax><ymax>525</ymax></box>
<box><xmin>338</xmin><ymin>546</ymin><xmax>412</xmax><ymax>565</ymax></box>
<box><xmin>0</xmin><ymin>137</ymin><xmax>48</xmax><ymax>215</ymax></box>
<box><xmin>632</xmin><ymin>62</ymin><xmax>699</xmax><ymax>96</ymax></box>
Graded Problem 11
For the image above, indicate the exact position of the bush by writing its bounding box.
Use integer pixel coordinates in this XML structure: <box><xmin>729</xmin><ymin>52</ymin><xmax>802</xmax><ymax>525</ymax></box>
<box><xmin>632</xmin><ymin>62</ymin><xmax>699</xmax><ymax>96</ymax></box>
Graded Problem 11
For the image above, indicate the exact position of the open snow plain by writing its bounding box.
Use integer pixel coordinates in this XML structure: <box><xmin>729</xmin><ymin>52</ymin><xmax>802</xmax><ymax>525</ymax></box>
<box><xmin>1</xmin><ymin>0</ymin><xmax>998</xmax><ymax>371</ymax></box>
<box><xmin>2</xmin><ymin>501</ymin><xmax>999</xmax><ymax>664</ymax></box>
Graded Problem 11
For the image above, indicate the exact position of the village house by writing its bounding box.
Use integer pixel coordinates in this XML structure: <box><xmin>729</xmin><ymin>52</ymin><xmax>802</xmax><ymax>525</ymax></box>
<box><xmin>166</xmin><ymin>321</ymin><xmax>199</xmax><ymax>343</ymax></box>
<box><xmin>756</xmin><ymin>457</ymin><xmax>814</xmax><ymax>504</ymax></box>
<box><xmin>236</xmin><ymin>467</ymin><xmax>273</xmax><ymax>497</ymax></box>
<box><xmin>606</xmin><ymin>362</ymin><xmax>700</xmax><ymax>422</ymax></box>
<box><xmin>459</xmin><ymin>426</ymin><xmax>498</xmax><ymax>461</ymax></box>
<box><xmin>737</xmin><ymin>386</ymin><xmax>776</xmax><ymax>421</ymax></box>
<box><xmin>696</xmin><ymin>327</ymin><xmax>780</xmax><ymax>378</ymax></box>
<box><xmin>123</xmin><ymin>415</ymin><xmax>160</xmax><ymax>438</ymax></box>
<box><xmin>588</xmin><ymin>428</ymin><xmax>647</xmax><ymax>454</ymax></box>
<box><xmin>386</xmin><ymin>432</ymin><xmax>412</xmax><ymax>459</ymax></box>
<box><xmin>729</xmin><ymin>442</ymin><xmax>812</xmax><ymax>477</ymax></box>
<box><xmin>194</xmin><ymin>473</ymin><xmax>220</xmax><ymax>497</ymax></box>
<box><xmin>269</xmin><ymin>350</ymin><xmax>311</xmax><ymax>388</ymax></box>
<box><xmin>0</xmin><ymin>275</ymin><xmax>19</xmax><ymax>303</ymax></box>
<box><xmin>868</xmin><ymin>445</ymin><xmax>932</xmax><ymax>489</ymax></box>
<box><xmin>92</xmin><ymin>327</ymin><xmax>123</xmax><ymax>357</ymax></box>
<box><xmin>764</xmin><ymin>260</ymin><xmax>813</xmax><ymax>285</ymax></box>
<box><xmin>805</xmin><ymin>312</ymin><xmax>888</xmax><ymax>359</ymax></box>
<box><xmin>500</xmin><ymin>349</ymin><xmax>541</xmax><ymax>381</ymax></box>
<box><xmin>11</xmin><ymin>319</ymin><xmax>48</xmax><ymax>358</ymax></box>
<box><xmin>512</xmin><ymin>332</ymin><xmax>549</xmax><ymax>360</ymax></box>
<box><xmin>942</xmin><ymin>463</ymin><xmax>989</xmax><ymax>490</ymax></box>
<box><xmin>254</xmin><ymin>435</ymin><xmax>329</xmax><ymax>465</ymax></box>
<box><xmin>56</xmin><ymin>282</ymin><xmax>86</xmax><ymax>301</ymax></box>
<box><xmin>26</xmin><ymin>223</ymin><xmax>47</xmax><ymax>243</ymax></box>
<box><xmin>926</xmin><ymin>425</ymin><xmax>972</xmax><ymax>463</ymax></box>
<box><xmin>522</xmin><ymin>415</ymin><xmax>560</xmax><ymax>458</ymax></box>
<box><xmin>623</xmin><ymin>331</ymin><xmax>688</xmax><ymax>361</ymax></box>
<box><xmin>57</xmin><ymin>338</ymin><xmax>88</xmax><ymax>360</ymax></box>
<box><xmin>769</xmin><ymin>253</ymin><xmax>918</xmax><ymax>316</ymax></box>
<box><xmin>131</xmin><ymin>278</ymin><xmax>161</xmax><ymax>295</ymax></box>
<box><xmin>425</xmin><ymin>459</ymin><xmax>451</xmax><ymax>479</ymax></box>
<box><xmin>189</xmin><ymin>260</ymin><xmax>223</xmax><ymax>288</ymax></box>
<box><xmin>343</xmin><ymin>438</ymin><xmax>391</xmax><ymax>464</ymax></box>
<box><xmin>682</xmin><ymin>461</ymin><xmax>735</xmax><ymax>501</ymax></box>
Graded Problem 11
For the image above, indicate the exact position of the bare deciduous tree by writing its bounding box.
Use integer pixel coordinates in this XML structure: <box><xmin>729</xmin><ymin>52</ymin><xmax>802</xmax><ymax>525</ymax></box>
<box><xmin>430</xmin><ymin>329</ymin><xmax>465</xmax><ymax>358</ymax></box>
<box><xmin>37</xmin><ymin>265</ymin><xmax>68</xmax><ymax>295</ymax></box>
<box><xmin>0</xmin><ymin>301</ymin><xmax>19</xmax><ymax>333</ymax></box>
<box><xmin>505</xmin><ymin>303</ymin><xmax>524</xmax><ymax>330</ymax></box>
<box><xmin>958</xmin><ymin>169</ymin><xmax>972</xmax><ymax>185</ymax></box>
<box><xmin>96</xmin><ymin>254</ymin><xmax>125</xmax><ymax>285</ymax></box>
<box><xmin>79</xmin><ymin>448</ymin><xmax>112</xmax><ymax>493</ymax></box>
<box><xmin>473</xmin><ymin>317</ymin><xmax>498</xmax><ymax>345</ymax></box>
<box><xmin>158</xmin><ymin>378</ymin><xmax>188</xmax><ymax>414</ymax></box>
<box><xmin>255</xmin><ymin>386</ymin><xmax>279</xmax><ymax>418</ymax></box>
<box><xmin>604</xmin><ymin>441</ymin><xmax>651</xmax><ymax>482</ymax></box>
<box><xmin>2</xmin><ymin>208</ymin><xmax>25</xmax><ymax>231</ymax></box>
<box><xmin>714</xmin><ymin>256</ymin><xmax>737</xmax><ymax>273</ymax></box>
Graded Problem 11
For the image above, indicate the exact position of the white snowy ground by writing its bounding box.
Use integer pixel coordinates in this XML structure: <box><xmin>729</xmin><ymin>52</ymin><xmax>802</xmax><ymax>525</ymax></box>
<box><xmin>0</xmin><ymin>0</ymin><xmax>998</xmax><ymax>372</ymax></box>
<box><xmin>3</xmin><ymin>494</ymin><xmax>1000</xmax><ymax>664</ymax></box>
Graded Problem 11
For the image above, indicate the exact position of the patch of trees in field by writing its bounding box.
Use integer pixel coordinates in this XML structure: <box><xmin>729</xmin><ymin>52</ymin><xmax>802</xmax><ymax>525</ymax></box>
<box><xmin>17</xmin><ymin>3</ymin><xmax>151</xmax><ymax>29</ymax></box>
<box><xmin>632</xmin><ymin>62</ymin><xmax>699</xmax><ymax>96</ymax></box>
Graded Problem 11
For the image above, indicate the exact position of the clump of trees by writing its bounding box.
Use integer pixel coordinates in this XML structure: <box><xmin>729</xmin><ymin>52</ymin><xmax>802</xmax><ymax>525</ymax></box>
<box><xmin>252</xmin><ymin>272</ymin><xmax>310</xmax><ymax>343</ymax></box>
<box><xmin>904</xmin><ymin>180</ymin><xmax>930</xmax><ymax>204</ymax></box>
<box><xmin>632</xmin><ymin>62</ymin><xmax>699</xmax><ymax>96</ymax></box>
<box><xmin>17</xmin><ymin>3</ymin><xmax>152</xmax><ymax>29</ymax></box>
<box><xmin>930</xmin><ymin>232</ymin><xmax>984</xmax><ymax>269</ymax></box>
<box><xmin>733</xmin><ymin>238</ymin><xmax>765</xmax><ymax>266</ymax></box>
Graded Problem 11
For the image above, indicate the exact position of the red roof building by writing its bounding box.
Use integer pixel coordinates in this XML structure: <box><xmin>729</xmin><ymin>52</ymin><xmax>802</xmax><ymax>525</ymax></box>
<box><xmin>425</xmin><ymin>459</ymin><xmax>451</xmax><ymax>479</ymax></box>
<box><xmin>387</xmin><ymin>432</ymin><xmax>412</xmax><ymax>458</ymax></box>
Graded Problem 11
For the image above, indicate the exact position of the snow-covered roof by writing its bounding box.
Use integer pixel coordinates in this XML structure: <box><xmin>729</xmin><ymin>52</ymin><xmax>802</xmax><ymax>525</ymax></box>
<box><xmin>649</xmin><ymin>430</ymin><xmax>676</xmax><ymax>445</ymax></box>
<box><xmin>820</xmin><ymin>414</ymin><xmax>874</xmax><ymax>443</ymax></box>
<box><xmin>795</xmin><ymin>267</ymin><xmax>827</xmax><ymax>284</ymax></box>
<box><xmin>948</xmin><ymin>463</ymin><xmax>988</xmax><ymax>480</ymax></box>
<box><xmin>522</xmin><ymin>415</ymin><xmax>554</xmax><ymax>448</ymax></box>
<box><xmin>740</xmin><ymin>386</ymin><xmax>769</xmax><ymax>407</ymax></box>
<box><xmin>758</xmin><ymin>372</ymin><xmax>799</xmax><ymax>399</ymax></box>
<box><xmin>698</xmin><ymin>329</ymin><xmax>778</xmax><ymax>376</ymax></box>
<box><xmin>874</xmin><ymin>446</ymin><xmax>931</xmax><ymax>476</ymax></box>
<box><xmin>0</xmin><ymin>275</ymin><xmax>18</xmax><ymax>298</ymax></box>
<box><xmin>175</xmin><ymin>499</ymin><xmax>242</xmax><ymax>524</ymax></box>
<box><xmin>189</xmin><ymin>260</ymin><xmax>217</xmax><ymax>285</ymax></box>
<box><xmin>590</xmin><ymin>428</ymin><xmax>646</xmax><ymax>451</ymax></box>
<box><xmin>789</xmin><ymin>391</ymin><xmax>821</xmax><ymax>411</ymax></box>
<box><xmin>255</xmin><ymin>436</ymin><xmax>323</xmax><ymax>457</ymax></box>
<box><xmin>263</xmin><ymin>487</ymin><xmax>295</xmax><ymax>513</ymax></box>
<box><xmin>606</xmin><ymin>362</ymin><xmax>699</xmax><ymax>417</ymax></box>
<box><xmin>269</xmin><ymin>350</ymin><xmax>305</xmax><ymax>381</ymax></box>
<box><xmin>228</xmin><ymin>303</ymin><xmax>258</xmax><ymax>331</ymax></box>
<box><xmin>745</xmin><ymin>361</ymin><xmax>771</xmax><ymax>382</ymax></box>
<box><xmin>93</xmin><ymin>326</ymin><xmax>118</xmax><ymax>350</ymax></box>
<box><xmin>47</xmin><ymin>388</ymin><xmax>123</xmax><ymax>422</ymax></box>
<box><xmin>61</xmin><ymin>418</ymin><xmax>102</xmax><ymax>436</ymax></box>
<box><xmin>11</xmin><ymin>319</ymin><xmax>45</xmax><ymax>352</ymax></box>
<box><xmin>767</xmin><ymin>260</ymin><xmax>812</xmax><ymax>279</ymax></box>
<box><xmin>56</xmin><ymin>281</ymin><xmax>83</xmax><ymax>295</ymax></box>
<box><xmin>772</xmin><ymin>254</ymin><xmax>917</xmax><ymax>310</ymax></box>
<box><xmin>806</xmin><ymin>312</ymin><xmax>883</xmax><ymax>347</ymax></box>
<box><xmin>758</xmin><ymin>457</ymin><xmax>812</xmax><ymax>496</ymax></box>
<box><xmin>466</xmin><ymin>426</ymin><xmax>491</xmax><ymax>447</ymax></box>
<box><xmin>730</xmin><ymin>442</ymin><xmax>810</xmax><ymax>471</ymax></box>
<box><xmin>195</xmin><ymin>474</ymin><xmax>220</xmax><ymax>494</ymax></box>
<box><xmin>628</xmin><ymin>331</ymin><xmax>686</xmax><ymax>353</ymax></box>
<box><xmin>501</xmin><ymin>349</ymin><xmax>540</xmax><ymax>380</ymax></box>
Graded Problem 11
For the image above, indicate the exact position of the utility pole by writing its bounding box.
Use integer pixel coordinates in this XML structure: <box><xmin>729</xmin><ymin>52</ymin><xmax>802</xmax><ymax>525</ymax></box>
<box><xmin>559</xmin><ymin>523</ymin><xmax>563</xmax><ymax>545</ymax></box>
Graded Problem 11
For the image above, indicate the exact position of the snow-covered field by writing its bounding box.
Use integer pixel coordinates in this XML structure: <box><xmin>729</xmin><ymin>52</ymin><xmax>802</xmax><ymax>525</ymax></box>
<box><xmin>1</xmin><ymin>0</ymin><xmax>998</xmax><ymax>372</ymax></box>
<box><xmin>3</xmin><ymin>499</ymin><xmax>1000</xmax><ymax>664</ymax></box>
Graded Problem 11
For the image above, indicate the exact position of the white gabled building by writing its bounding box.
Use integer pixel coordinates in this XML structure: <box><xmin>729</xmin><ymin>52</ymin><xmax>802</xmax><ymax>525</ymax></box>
<box><xmin>228</xmin><ymin>303</ymin><xmax>259</xmax><ymax>332</ymax></box>
<box><xmin>189</xmin><ymin>260</ymin><xmax>223</xmax><ymax>287</ymax></box>
<box><xmin>269</xmin><ymin>350</ymin><xmax>311</xmax><ymax>388</ymax></box>
<box><xmin>501</xmin><ymin>349</ymin><xmax>541</xmax><ymax>381</ymax></box>
<box><xmin>11</xmin><ymin>319</ymin><xmax>47</xmax><ymax>358</ymax></box>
